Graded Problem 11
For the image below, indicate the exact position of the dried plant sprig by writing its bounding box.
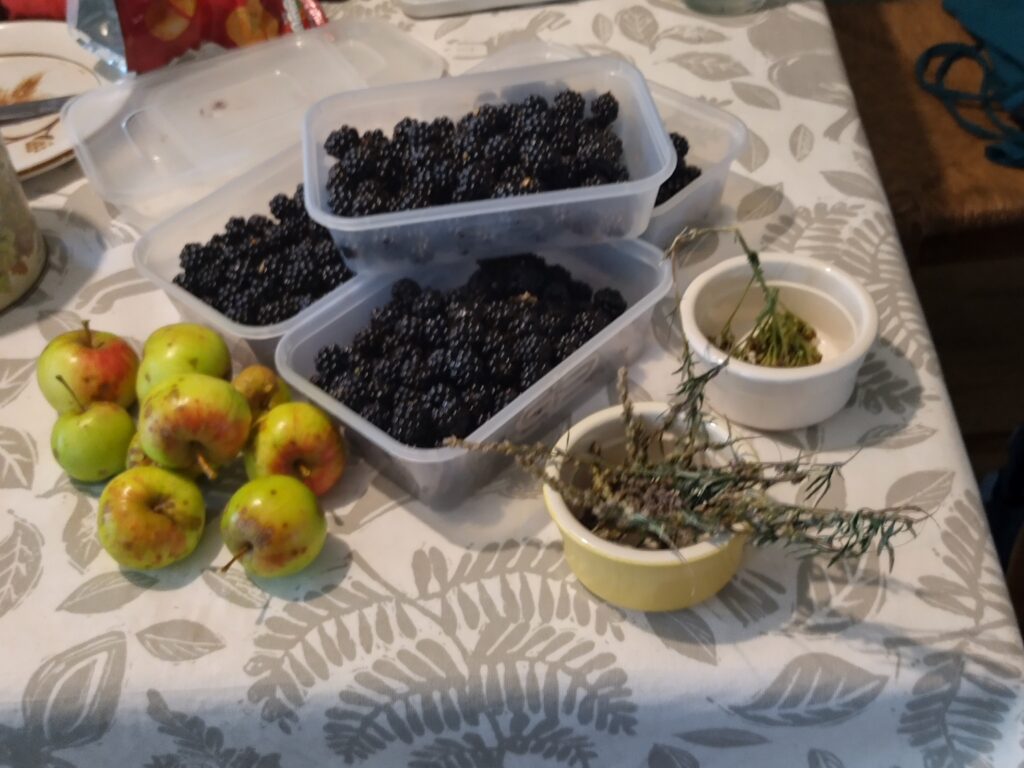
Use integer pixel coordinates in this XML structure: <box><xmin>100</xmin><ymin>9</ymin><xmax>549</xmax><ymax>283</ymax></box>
<box><xmin>668</xmin><ymin>226</ymin><xmax>822</xmax><ymax>368</ymax></box>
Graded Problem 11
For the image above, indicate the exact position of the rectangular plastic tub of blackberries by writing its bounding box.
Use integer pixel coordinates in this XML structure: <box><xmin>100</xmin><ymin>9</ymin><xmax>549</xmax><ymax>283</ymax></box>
<box><xmin>275</xmin><ymin>240</ymin><xmax>672</xmax><ymax>508</ymax></box>
<box><xmin>133</xmin><ymin>145</ymin><xmax>367</xmax><ymax>363</ymax></box>
<box><xmin>302</xmin><ymin>56</ymin><xmax>676</xmax><ymax>267</ymax></box>
<box><xmin>461</xmin><ymin>43</ymin><xmax>749</xmax><ymax>250</ymax></box>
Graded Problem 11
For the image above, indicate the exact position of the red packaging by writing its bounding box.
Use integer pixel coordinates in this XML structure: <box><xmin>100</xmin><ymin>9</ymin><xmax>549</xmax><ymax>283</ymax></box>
<box><xmin>114</xmin><ymin>0</ymin><xmax>325</xmax><ymax>73</ymax></box>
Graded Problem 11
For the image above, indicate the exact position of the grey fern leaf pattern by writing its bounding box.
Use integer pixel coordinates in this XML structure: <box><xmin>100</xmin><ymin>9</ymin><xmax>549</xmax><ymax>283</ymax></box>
<box><xmin>677</xmin><ymin>728</ymin><xmax>768</xmax><ymax>747</ymax></box>
<box><xmin>791</xmin><ymin>550</ymin><xmax>885</xmax><ymax>634</ymax></box>
<box><xmin>648</xmin><ymin>743</ymin><xmax>699</xmax><ymax>768</ymax></box>
<box><xmin>0</xmin><ymin>428</ymin><xmax>37</xmax><ymax>490</ymax></box>
<box><xmin>0</xmin><ymin>358</ymin><xmax>34</xmax><ymax>409</ymax></box>
<box><xmin>712</xmin><ymin>570</ymin><xmax>785</xmax><ymax>628</ymax></box>
<box><xmin>145</xmin><ymin>690</ymin><xmax>282</xmax><ymax>768</ymax></box>
<box><xmin>61</xmin><ymin>494</ymin><xmax>101</xmax><ymax>573</ymax></box>
<box><xmin>0</xmin><ymin>512</ymin><xmax>44</xmax><ymax>620</ymax></box>
<box><xmin>807</xmin><ymin>749</ymin><xmax>845</xmax><ymax>768</ymax></box>
<box><xmin>646</xmin><ymin>610</ymin><xmax>717</xmax><ymax>666</ymax></box>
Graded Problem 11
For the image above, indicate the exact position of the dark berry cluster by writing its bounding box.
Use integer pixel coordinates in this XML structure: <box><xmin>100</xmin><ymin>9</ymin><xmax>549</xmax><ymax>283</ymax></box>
<box><xmin>172</xmin><ymin>185</ymin><xmax>354</xmax><ymax>326</ymax></box>
<box><xmin>323</xmin><ymin>91</ymin><xmax>630</xmax><ymax>216</ymax></box>
<box><xmin>655</xmin><ymin>132</ymin><xmax>702</xmax><ymax>206</ymax></box>
<box><xmin>310</xmin><ymin>254</ymin><xmax>628</xmax><ymax>448</ymax></box>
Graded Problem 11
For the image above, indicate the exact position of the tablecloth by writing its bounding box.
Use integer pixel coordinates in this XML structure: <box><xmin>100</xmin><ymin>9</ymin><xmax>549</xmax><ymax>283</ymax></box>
<box><xmin>4</xmin><ymin>2</ymin><xmax>1024</xmax><ymax>766</ymax></box>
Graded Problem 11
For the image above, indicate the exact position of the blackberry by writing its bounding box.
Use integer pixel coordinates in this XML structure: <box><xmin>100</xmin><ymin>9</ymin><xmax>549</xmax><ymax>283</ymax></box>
<box><xmin>521</xmin><ymin>94</ymin><xmax>549</xmax><ymax>116</ymax></box>
<box><xmin>349</xmin><ymin>183</ymin><xmax>391</xmax><ymax>216</ymax></box>
<box><xmin>447</xmin><ymin>318</ymin><xmax>487</xmax><ymax>351</ymax></box>
<box><xmin>484</xmin><ymin>134</ymin><xmax>517</xmax><ymax>171</ymax></box>
<box><xmin>555</xmin><ymin>331</ymin><xmax>587</xmax><ymax>361</ymax></box>
<box><xmin>519</xmin><ymin>136</ymin><xmax>559</xmax><ymax>178</ymax></box>
<box><xmin>394</xmin><ymin>314</ymin><xmax>425</xmax><ymax>346</ymax></box>
<box><xmin>393</xmin><ymin>117</ymin><xmax>432</xmax><ymax>149</ymax></box>
<box><xmin>445</xmin><ymin>348</ymin><xmax>485</xmax><ymax>388</ymax></box>
<box><xmin>463</xmin><ymin>383</ymin><xmax>494</xmax><ymax>425</ymax></box>
<box><xmin>269</xmin><ymin>193</ymin><xmax>302</xmax><ymax>221</ymax></box>
<box><xmin>246</xmin><ymin>214</ymin><xmax>274</xmax><ymax>233</ymax></box>
<box><xmin>429</xmin><ymin>116</ymin><xmax>456</xmax><ymax>144</ymax></box>
<box><xmin>423</xmin><ymin>348</ymin><xmax>449</xmax><ymax>385</ymax></box>
<box><xmin>592</xmin><ymin>287</ymin><xmax>627</xmax><ymax>318</ymax></box>
<box><xmin>572</xmin><ymin>309</ymin><xmax>610</xmax><ymax>340</ymax></box>
<box><xmin>493</xmin><ymin>181</ymin><xmax>522</xmax><ymax>198</ymax></box>
<box><xmin>554</xmin><ymin>89</ymin><xmax>585</xmax><ymax>121</ymax></box>
<box><xmin>569</xmin><ymin>280</ymin><xmax>593</xmax><ymax>304</ymax></box>
<box><xmin>411</xmin><ymin>289</ymin><xmax>444</xmax><ymax>319</ymax></box>
<box><xmin>421</xmin><ymin>316</ymin><xmax>448</xmax><ymax>349</ymax></box>
<box><xmin>331</xmin><ymin>374</ymin><xmax>369</xmax><ymax>411</ymax></box>
<box><xmin>392</xmin><ymin>278</ymin><xmax>421</xmax><ymax>304</ymax></box>
<box><xmin>511</xmin><ymin>109</ymin><xmax>552</xmax><ymax>143</ymax></box>
<box><xmin>359</xmin><ymin>401</ymin><xmax>391</xmax><ymax>431</ymax></box>
<box><xmin>453</xmin><ymin>163</ymin><xmax>495</xmax><ymax>202</ymax></box>
<box><xmin>337</xmin><ymin>147</ymin><xmax>379</xmax><ymax>184</ymax></box>
<box><xmin>325</xmin><ymin>126</ymin><xmax>360</xmax><ymax>159</ymax></box>
<box><xmin>488</xmin><ymin>347</ymin><xmax>520</xmax><ymax>385</ymax></box>
<box><xmin>352</xmin><ymin>325</ymin><xmax>387</xmax><ymax>356</ymax></box>
<box><xmin>589</xmin><ymin>92</ymin><xmax>619</xmax><ymax>128</ymax></box>
<box><xmin>389</xmin><ymin>399</ymin><xmax>433</xmax><ymax>447</ymax></box>
<box><xmin>519</xmin><ymin>361</ymin><xmax>548</xmax><ymax>390</ymax></box>
<box><xmin>398</xmin><ymin>353</ymin><xmax>429</xmax><ymax>391</ymax></box>
<box><xmin>328</xmin><ymin>185</ymin><xmax>354</xmax><ymax>216</ymax></box>
<box><xmin>540</xmin><ymin>309</ymin><xmax>572</xmax><ymax>337</ymax></box>
<box><xmin>491</xmin><ymin>386</ymin><xmax>520</xmax><ymax>413</ymax></box>
<box><xmin>431</xmin><ymin>397</ymin><xmax>471</xmax><ymax>439</ymax></box>
<box><xmin>361</xmin><ymin>129</ymin><xmax>389</xmax><ymax>152</ymax></box>
<box><xmin>512</xmin><ymin>333</ymin><xmax>553</xmax><ymax>366</ymax></box>
<box><xmin>373</xmin><ymin>355</ymin><xmax>404</xmax><ymax>391</ymax></box>
<box><xmin>670</xmin><ymin>132</ymin><xmax>690</xmax><ymax>159</ymax></box>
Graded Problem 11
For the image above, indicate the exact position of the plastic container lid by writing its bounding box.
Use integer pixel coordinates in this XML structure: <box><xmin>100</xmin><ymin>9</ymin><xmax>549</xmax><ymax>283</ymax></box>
<box><xmin>62</xmin><ymin>20</ymin><xmax>446</xmax><ymax>222</ymax></box>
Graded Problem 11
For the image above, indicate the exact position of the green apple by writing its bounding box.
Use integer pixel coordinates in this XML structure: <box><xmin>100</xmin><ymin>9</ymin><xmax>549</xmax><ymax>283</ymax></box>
<box><xmin>51</xmin><ymin>400</ymin><xmax>134</xmax><ymax>483</ymax></box>
<box><xmin>232</xmin><ymin>364</ymin><xmax>291</xmax><ymax>422</ymax></box>
<box><xmin>37</xmin><ymin>321</ymin><xmax>139</xmax><ymax>414</ymax></box>
<box><xmin>138</xmin><ymin>373</ymin><xmax>251</xmax><ymax>479</ymax></box>
<box><xmin>125</xmin><ymin>432</ymin><xmax>202</xmax><ymax>479</ymax></box>
<box><xmin>220</xmin><ymin>475</ymin><xmax>327</xmax><ymax>578</ymax></box>
<box><xmin>136</xmin><ymin>323</ymin><xmax>231</xmax><ymax>403</ymax></box>
<box><xmin>244</xmin><ymin>402</ymin><xmax>346</xmax><ymax>496</ymax></box>
<box><xmin>97</xmin><ymin>466</ymin><xmax>205</xmax><ymax>570</ymax></box>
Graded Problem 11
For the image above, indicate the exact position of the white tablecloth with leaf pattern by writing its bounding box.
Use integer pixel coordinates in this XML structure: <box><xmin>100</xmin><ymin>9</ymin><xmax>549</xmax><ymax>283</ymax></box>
<box><xmin>4</xmin><ymin>2</ymin><xmax>1024</xmax><ymax>767</ymax></box>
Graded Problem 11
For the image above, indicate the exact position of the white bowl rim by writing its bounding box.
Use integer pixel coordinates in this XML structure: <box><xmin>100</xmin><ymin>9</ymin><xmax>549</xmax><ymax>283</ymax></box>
<box><xmin>679</xmin><ymin>253</ymin><xmax>878</xmax><ymax>383</ymax></box>
<box><xmin>543</xmin><ymin>402</ymin><xmax>735</xmax><ymax>565</ymax></box>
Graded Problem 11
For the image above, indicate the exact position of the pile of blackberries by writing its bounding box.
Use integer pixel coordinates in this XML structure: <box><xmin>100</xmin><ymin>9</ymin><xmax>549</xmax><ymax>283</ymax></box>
<box><xmin>322</xmin><ymin>91</ymin><xmax>630</xmax><ymax>216</ymax></box>
<box><xmin>172</xmin><ymin>186</ymin><xmax>354</xmax><ymax>326</ymax></box>
<box><xmin>310</xmin><ymin>254</ymin><xmax>628</xmax><ymax>448</ymax></box>
<box><xmin>655</xmin><ymin>132</ymin><xmax>702</xmax><ymax>206</ymax></box>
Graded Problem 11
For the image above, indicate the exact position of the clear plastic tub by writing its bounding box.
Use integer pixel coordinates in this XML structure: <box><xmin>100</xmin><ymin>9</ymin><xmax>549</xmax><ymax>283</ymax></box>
<box><xmin>62</xmin><ymin>21</ymin><xmax>446</xmax><ymax>227</ymax></box>
<box><xmin>275</xmin><ymin>240</ymin><xmax>672</xmax><ymax>507</ymax></box>
<box><xmin>132</xmin><ymin>144</ymin><xmax>367</xmax><ymax>363</ymax></box>
<box><xmin>466</xmin><ymin>43</ymin><xmax>748</xmax><ymax>249</ymax></box>
<box><xmin>302</xmin><ymin>56</ymin><xmax>676</xmax><ymax>267</ymax></box>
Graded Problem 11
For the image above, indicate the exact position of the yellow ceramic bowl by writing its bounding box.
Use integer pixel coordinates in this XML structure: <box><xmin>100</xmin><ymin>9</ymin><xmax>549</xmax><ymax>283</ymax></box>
<box><xmin>543</xmin><ymin>402</ymin><xmax>745</xmax><ymax>612</ymax></box>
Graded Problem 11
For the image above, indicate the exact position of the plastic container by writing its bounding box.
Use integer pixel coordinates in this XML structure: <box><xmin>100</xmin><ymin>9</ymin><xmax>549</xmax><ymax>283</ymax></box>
<box><xmin>62</xmin><ymin>21</ymin><xmax>446</xmax><ymax>227</ymax></box>
<box><xmin>302</xmin><ymin>56</ymin><xmax>676</xmax><ymax>267</ymax></box>
<box><xmin>132</xmin><ymin>144</ymin><xmax>367</xmax><ymax>363</ymax></box>
<box><xmin>398</xmin><ymin>0</ymin><xmax>546</xmax><ymax>20</ymax></box>
<box><xmin>275</xmin><ymin>240</ymin><xmax>673</xmax><ymax>507</ymax></box>
<box><xmin>466</xmin><ymin>43</ymin><xmax>748</xmax><ymax>249</ymax></box>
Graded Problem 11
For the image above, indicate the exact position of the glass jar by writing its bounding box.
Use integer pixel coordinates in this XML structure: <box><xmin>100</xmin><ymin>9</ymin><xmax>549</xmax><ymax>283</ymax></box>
<box><xmin>684</xmin><ymin>0</ymin><xmax>767</xmax><ymax>14</ymax></box>
<box><xmin>0</xmin><ymin>142</ymin><xmax>46</xmax><ymax>312</ymax></box>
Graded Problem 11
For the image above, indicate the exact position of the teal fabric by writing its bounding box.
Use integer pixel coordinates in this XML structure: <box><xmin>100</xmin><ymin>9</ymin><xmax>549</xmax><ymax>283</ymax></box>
<box><xmin>915</xmin><ymin>0</ymin><xmax>1024</xmax><ymax>168</ymax></box>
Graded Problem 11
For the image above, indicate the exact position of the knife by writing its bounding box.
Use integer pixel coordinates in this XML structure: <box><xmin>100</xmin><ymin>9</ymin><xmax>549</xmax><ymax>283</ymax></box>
<box><xmin>0</xmin><ymin>95</ymin><xmax>74</xmax><ymax>126</ymax></box>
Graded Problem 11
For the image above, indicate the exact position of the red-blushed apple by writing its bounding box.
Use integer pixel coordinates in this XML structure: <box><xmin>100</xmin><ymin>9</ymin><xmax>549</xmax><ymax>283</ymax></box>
<box><xmin>125</xmin><ymin>432</ymin><xmax>202</xmax><ymax>479</ymax></box>
<box><xmin>138</xmin><ymin>373</ymin><xmax>251</xmax><ymax>479</ymax></box>
<box><xmin>98</xmin><ymin>466</ymin><xmax>205</xmax><ymax>570</ymax></box>
<box><xmin>232</xmin><ymin>364</ymin><xmax>290</xmax><ymax>422</ymax></box>
<box><xmin>37</xmin><ymin>321</ymin><xmax>139</xmax><ymax>414</ymax></box>
<box><xmin>136</xmin><ymin>323</ymin><xmax>231</xmax><ymax>403</ymax></box>
<box><xmin>244</xmin><ymin>402</ymin><xmax>346</xmax><ymax>496</ymax></box>
<box><xmin>220</xmin><ymin>476</ymin><xmax>327</xmax><ymax>578</ymax></box>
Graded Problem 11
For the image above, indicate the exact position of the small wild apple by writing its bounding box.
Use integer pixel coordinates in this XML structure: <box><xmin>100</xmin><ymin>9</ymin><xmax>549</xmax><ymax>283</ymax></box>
<box><xmin>244</xmin><ymin>402</ymin><xmax>346</xmax><ymax>496</ymax></box>
<box><xmin>232</xmin><ymin>364</ymin><xmax>290</xmax><ymax>422</ymax></box>
<box><xmin>37</xmin><ymin>321</ymin><xmax>139</xmax><ymax>414</ymax></box>
<box><xmin>136</xmin><ymin>323</ymin><xmax>231</xmax><ymax>403</ymax></box>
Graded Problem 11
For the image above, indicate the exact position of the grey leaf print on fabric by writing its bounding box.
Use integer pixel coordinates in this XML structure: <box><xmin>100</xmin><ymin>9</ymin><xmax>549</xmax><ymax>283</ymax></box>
<box><xmin>668</xmin><ymin>52</ymin><xmax>750</xmax><ymax>81</ymax></box>
<box><xmin>646</xmin><ymin>610</ymin><xmax>717</xmax><ymax>666</ymax></box>
<box><xmin>0</xmin><ymin>359</ymin><xmax>35</xmax><ymax>409</ymax></box>
<box><xmin>433</xmin><ymin>16</ymin><xmax>468</xmax><ymax>39</ymax></box>
<box><xmin>648</xmin><ymin>743</ymin><xmax>699</xmax><ymax>768</ymax></box>
<box><xmin>0</xmin><ymin>427</ymin><xmax>36</xmax><ymax>490</ymax></box>
<box><xmin>657</xmin><ymin>25</ymin><xmax>726</xmax><ymax>44</ymax></box>
<box><xmin>202</xmin><ymin>568</ymin><xmax>269</xmax><ymax>609</ymax></box>
<box><xmin>447</xmin><ymin>9</ymin><xmax>568</xmax><ymax>60</ymax></box>
<box><xmin>669</xmin><ymin>229</ymin><xmax>719</xmax><ymax>269</ymax></box>
<box><xmin>762</xmin><ymin>201</ymin><xmax>860</xmax><ymax>254</ymax></box>
<box><xmin>36</xmin><ymin>309</ymin><xmax>83</xmax><ymax>342</ymax></box>
<box><xmin>677</xmin><ymin>728</ymin><xmax>768</xmax><ymax>747</ymax></box>
<box><xmin>853</xmin><ymin>350</ymin><xmax>923</xmax><ymax>416</ymax></box>
<box><xmin>73</xmin><ymin>268</ymin><xmax>157</xmax><ymax>314</ymax></box>
<box><xmin>856</xmin><ymin>423</ymin><xmax>937</xmax><ymax>450</ymax></box>
<box><xmin>792</xmin><ymin>550</ymin><xmax>884</xmax><ymax>634</ymax></box>
<box><xmin>731</xmin><ymin>82</ymin><xmax>781</xmax><ymax>110</ymax></box>
<box><xmin>0</xmin><ymin>632</ymin><xmax>127</xmax><ymax>765</ymax></box>
<box><xmin>0</xmin><ymin>512</ymin><xmax>43</xmax><ymax>620</ymax></box>
<box><xmin>651</xmin><ymin>294</ymin><xmax>685</xmax><ymax>357</ymax></box>
<box><xmin>58</xmin><ymin>570</ymin><xmax>157</xmax><ymax>613</ymax></box>
<box><xmin>746</xmin><ymin>6</ymin><xmax>831</xmax><ymax>60</ymax></box>
<box><xmin>62</xmin><ymin>495</ymin><xmax>101</xmax><ymax>573</ymax></box>
<box><xmin>820</xmin><ymin>170</ymin><xmax>882</xmax><ymax>202</ymax></box>
<box><xmin>789</xmin><ymin>124</ymin><xmax>814</xmax><ymax>161</ymax></box>
<box><xmin>738</xmin><ymin>127</ymin><xmax>769</xmax><ymax>173</ymax></box>
<box><xmin>592</xmin><ymin>13</ymin><xmax>613</xmax><ymax>44</ymax></box>
<box><xmin>807</xmin><ymin>748</ymin><xmax>845</xmax><ymax>768</ymax></box>
<box><xmin>136</xmin><ymin>621</ymin><xmax>226</xmax><ymax>662</ymax></box>
<box><xmin>768</xmin><ymin>53</ymin><xmax>855</xmax><ymax>140</ymax></box>
<box><xmin>730</xmin><ymin>654</ymin><xmax>886</xmax><ymax>726</ymax></box>
<box><xmin>885</xmin><ymin>470</ymin><xmax>954</xmax><ymax>513</ymax></box>
<box><xmin>713</xmin><ymin>570</ymin><xmax>785</xmax><ymax>627</ymax></box>
<box><xmin>615</xmin><ymin>5</ymin><xmax>658</xmax><ymax>50</ymax></box>
<box><xmin>145</xmin><ymin>690</ymin><xmax>282</xmax><ymax>768</ymax></box>
<box><xmin>737</xmin><ymin>184</ymin><xmax>784</xmax><ymax>222</ymax></box>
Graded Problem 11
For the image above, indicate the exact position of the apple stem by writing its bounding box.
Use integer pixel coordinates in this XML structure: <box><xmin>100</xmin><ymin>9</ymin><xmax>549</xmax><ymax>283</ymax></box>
<box><xmin>81</xmin><ymin>319</ymin><xmax>93</xmax><ymax>349</ymax></box>
<box><xmin>219</xmin><ymin>542</ymin><xmax>252</xmax><ymax>573</ymax></box>
<box><xmin>54</xmin><ymin>375</ymin><xmax>85</xmax><ymax>411</ymax></box>
<box><xmin>195</xmin><ymin>452</ymin><xmax>218</xmax><ymax>480</ymax></box>
<box><xmin>297</xmin><ymin>462</ymin><xmax>312</xmax><ymax>479</ymax></box>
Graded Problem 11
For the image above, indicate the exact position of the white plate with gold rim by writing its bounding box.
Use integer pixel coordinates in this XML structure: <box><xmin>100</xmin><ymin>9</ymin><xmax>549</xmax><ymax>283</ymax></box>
<box><xmin>0</xmin><ymin>21</ymin><xmax>112</xmax><ymax>180</ymax></box>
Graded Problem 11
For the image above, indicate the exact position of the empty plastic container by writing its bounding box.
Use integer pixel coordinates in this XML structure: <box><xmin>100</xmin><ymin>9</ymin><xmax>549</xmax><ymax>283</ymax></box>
<box><xmin>275</xmin><ymin>240</ymin><xmax>673</xmax><ymax>507</ymax></box>
<box><xmin>302</xmin><ymin>56</ymin><xmax>676</xmax><ymax>267</ymax></box>
<box><xmin>132</xmin><ymin>144</ymin><xmax>367</xmax><ymax>362</ymax></box>
<box><xmin>63</xmin><ymin>21</ymin><xmax>446</xmax><ymax>226</ymax></box>
<box><xmin>464</xmin><ymin>43</ymin><xmax>748</xmax><ymax>250</ymax></box>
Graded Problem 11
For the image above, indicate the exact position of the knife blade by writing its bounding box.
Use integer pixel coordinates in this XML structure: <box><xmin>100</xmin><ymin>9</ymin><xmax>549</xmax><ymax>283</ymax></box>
<box><xmin>0</xmin><ymin>95</ymin><xmax>74</xmax><ymax>126</ymax></box>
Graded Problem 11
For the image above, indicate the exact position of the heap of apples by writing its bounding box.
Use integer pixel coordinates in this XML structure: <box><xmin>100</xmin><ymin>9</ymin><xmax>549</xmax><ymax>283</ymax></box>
<box><xmin>37</xmin><ymin>321</ymin><xmax>347</xmax><ymax>580</ymax></box>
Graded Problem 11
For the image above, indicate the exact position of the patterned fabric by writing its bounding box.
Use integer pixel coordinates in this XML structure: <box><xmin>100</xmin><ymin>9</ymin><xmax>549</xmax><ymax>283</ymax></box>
<box><xmin>3</xmin><ymin>2</ymin><xmax>1023</xmax><ymax>766</ymax></box>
